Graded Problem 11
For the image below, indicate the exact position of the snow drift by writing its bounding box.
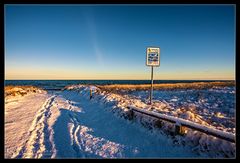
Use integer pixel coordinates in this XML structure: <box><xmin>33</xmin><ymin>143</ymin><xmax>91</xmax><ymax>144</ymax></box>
<box><xmin>64</xmin><ymin>84</ymin><xmax>236</xmax><ymax>158</ymax></box>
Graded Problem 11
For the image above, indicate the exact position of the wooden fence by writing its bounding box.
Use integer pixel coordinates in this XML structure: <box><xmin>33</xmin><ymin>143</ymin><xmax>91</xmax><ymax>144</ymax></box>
<box><xmin>127</xmin><ymin>105</ymin><xmax>235</xmax><ymax>143</ymax></box>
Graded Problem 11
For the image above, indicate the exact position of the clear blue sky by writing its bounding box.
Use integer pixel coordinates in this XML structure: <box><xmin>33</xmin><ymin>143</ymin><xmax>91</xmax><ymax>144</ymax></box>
<box><xmin>5</xmin><ymin>4</ymin><xmax>235</xmax><ymax>80</ymax></box>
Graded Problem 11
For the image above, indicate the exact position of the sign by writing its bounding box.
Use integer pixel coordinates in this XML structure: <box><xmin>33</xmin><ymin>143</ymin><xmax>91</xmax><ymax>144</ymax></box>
<box><xmin>146</xmin><ymin>47</ymin><xmax>160</xmax><ymax>67</ymax></box>
<box><xmin>146</xmin><ymin>46</ymin><xmax>160</xmax><ymax>105</ymax></box>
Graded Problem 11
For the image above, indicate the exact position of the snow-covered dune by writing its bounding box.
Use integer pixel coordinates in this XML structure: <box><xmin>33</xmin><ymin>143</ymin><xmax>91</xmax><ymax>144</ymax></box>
<box><xmin>4</xmin><ymin>85</ymin><xmax>235</xmax><ymax>158</ymax></box>
<box><xmin>64</xmin><ymin>85</ymin><xmax>236</xmax><ymax>158</ymax></box>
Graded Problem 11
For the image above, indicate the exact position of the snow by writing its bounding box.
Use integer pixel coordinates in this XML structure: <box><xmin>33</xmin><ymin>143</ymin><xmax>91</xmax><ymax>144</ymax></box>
<box><xmin>4</xmin><ymin>85</ymin><xmax>236</xmax><ymax>158</ymax></box>
<box><xmin>5</xmin><ymin>91</ymin><xmax>49</xmax><ymax>158</ymax></box>
<box><xmin>121</xmin><ymin>87</ymin><xmax>235</xmax><ymax>133</ymax></box>
<box><xmin>128</xmin><ymin>105</ymin><xmax>235</xmax><ymax>142</ymax></box>
<box><xmin>51</xmin><ymin>90</ymin><xmax>196</xmax><ymax>158</ymax></box>
<box><xmin>63</xmin><ymin>84</ymin><xmax>235</xmax><ymax>158</ymax></box>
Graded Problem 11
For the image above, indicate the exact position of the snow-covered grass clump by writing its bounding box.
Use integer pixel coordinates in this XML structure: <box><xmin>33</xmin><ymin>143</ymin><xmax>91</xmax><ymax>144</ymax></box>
<box><xmin>5</xmin><ymin>85</ymin><xmax>46</xmax><ymax>97</ymax></box>
<box><xmin>5</xmin><ymin>85</ymin><xmax>47</xmax><ymax>105</ymax></box>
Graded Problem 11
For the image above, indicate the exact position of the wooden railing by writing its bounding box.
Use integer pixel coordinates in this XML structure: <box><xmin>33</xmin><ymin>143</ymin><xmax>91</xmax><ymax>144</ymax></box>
<box><xmin>127</xmin><ymin>105</ymin><xmax>235</xmax><ymax>143</ymax></box>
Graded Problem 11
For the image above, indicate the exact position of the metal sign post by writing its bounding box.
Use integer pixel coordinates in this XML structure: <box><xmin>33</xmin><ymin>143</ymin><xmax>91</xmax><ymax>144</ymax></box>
<box><xmin>146</xmin><ymin>47</ymin><xmax>160</xmax><ymax>105</ymax></box>
<box><xmin>150</xmin><ymin>66</ymin><xmax>154</xmax><ymax>104</ymax></box>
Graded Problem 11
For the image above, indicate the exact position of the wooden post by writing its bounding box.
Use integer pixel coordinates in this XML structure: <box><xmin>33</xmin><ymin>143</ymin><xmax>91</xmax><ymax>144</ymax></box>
<box><xmin>175</xmin><ymin>123</ymin><xmax>182</xmax><ymax>135</ymax></box>
<box><xmin>90</xmin><ymin>89</ymin><xmax>92</xmax><ymax>99</ymax></box>
<box><xmin>175</xmin><ymin>123</ymin><xmax>185</xmax><ymax>135</ymax></box>
<box><xmin>127</xmin><ymin>107</ymin><xmax>134</xmax><ymax>120</ymax></box>
<box><xmin>129</xmin><ymin>109</ymin><xmax>134</xmax><ymax>120</ymax></box>
<box><xmin>154</xmin><ymin>120</ymin><xmax>163</xmax><ymax>128</ymax></box>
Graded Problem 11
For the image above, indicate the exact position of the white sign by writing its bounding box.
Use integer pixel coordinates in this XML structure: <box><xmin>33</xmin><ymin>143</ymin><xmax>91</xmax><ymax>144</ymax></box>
<box><xmin>146</xmin><ymin>47</ymin><xmax>160</xmax><ymax>67</ymax></box>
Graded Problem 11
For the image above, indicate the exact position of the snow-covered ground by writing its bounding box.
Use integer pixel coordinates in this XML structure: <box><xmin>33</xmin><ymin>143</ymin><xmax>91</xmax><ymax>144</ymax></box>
<box><xmin>5</xmin><ymin>89</ymin><xmax>49</xmax><ymax>158</ymax></box>
<box><xmin>125</xmin><ymin>86</ymin><xmax>235</xmax><ymax>133</ymax></box>
<box><xmin>4</xmin><ymin>85</ymin><xmax>236</xmax><ymax>158</ymax></box>
<box><xmin>65</xmin><ymin>85</ymin><xmax>236</xmax><ymax>158</ymax></box>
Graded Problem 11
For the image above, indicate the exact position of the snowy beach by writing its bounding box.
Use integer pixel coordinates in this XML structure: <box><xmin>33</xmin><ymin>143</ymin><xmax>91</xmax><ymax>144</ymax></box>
<box><xmin>5</xmin><ymin>4</ymin><xmax>235</xmax><ymax>159</ymax></box>
<box><xmin>4</xmin><ymin>82</ymin><xmax>236</xmax><ymax>158</ymax></box>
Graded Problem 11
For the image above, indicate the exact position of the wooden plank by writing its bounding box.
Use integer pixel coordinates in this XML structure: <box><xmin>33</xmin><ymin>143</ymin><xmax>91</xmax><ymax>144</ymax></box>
<box><xmin>128</xmin><ymin>106</ymin><xmax>235</xmax><ymax>143</ymax></box>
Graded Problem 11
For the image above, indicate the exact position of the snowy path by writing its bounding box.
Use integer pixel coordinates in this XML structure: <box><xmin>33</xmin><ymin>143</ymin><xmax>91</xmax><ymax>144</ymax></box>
<box><xmin>5</xmin><ymin>93</ymin><xmax>50</xmax><ymax>158</ymax></box>
<box><xmin>5</xmin><ymin>90</ymin><xmax>198</xmax><ymax>158</ymax></box>
<box><xmin>14</xmin><ymin>95</ymin><xmax>57</xmax><ymax>158</ymax></box>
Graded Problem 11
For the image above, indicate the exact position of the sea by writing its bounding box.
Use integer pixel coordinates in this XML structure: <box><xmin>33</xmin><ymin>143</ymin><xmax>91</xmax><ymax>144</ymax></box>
<box><xmin>4</xmin><ymin>80</ymin><xmax>233</xmax><ymax>91</ymax></box>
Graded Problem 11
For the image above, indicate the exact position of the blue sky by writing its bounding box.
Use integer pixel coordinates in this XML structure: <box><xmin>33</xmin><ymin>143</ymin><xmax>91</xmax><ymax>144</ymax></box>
<box><xmin>5</xmin><ymin>4</ymin><xmax>235</xmax><ymax>80</ymax></box>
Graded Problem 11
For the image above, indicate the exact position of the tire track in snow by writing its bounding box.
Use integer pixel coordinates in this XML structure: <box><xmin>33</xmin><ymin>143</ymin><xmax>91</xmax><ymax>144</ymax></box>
<box><xmin>66</xmin><ymin>99</ymin><xmax>124</xmax><ymax>158</ymax></box>
<box><xmin>69</xmin><ymin>117</ymin><xmax>86</xmax><ymax>158</ymax></box>
<box><xmin>13</xmin><ymin>95</ymin><xmax>56</xmax><ymax>158</ymax></box>
<box><xmin>67</xmin><ymin>102</ymin><xmax>86</xmax><ymax>158</ymax></box>
<box><xmin>66</xmin><ymin>99</ymin><xmax>94</xmax><ymax>158</ymax></box>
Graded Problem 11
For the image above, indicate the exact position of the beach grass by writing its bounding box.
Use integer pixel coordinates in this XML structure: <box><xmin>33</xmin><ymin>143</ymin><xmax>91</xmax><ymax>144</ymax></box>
<box><xmin>97</xmin><ymin>81</ymin><xmax>235</xmax><ymax>92</ymax></box>
<box><xmin>4</xmin><ymin>85</ymin><xmax>45</xmax><ymax>97</ymax></box>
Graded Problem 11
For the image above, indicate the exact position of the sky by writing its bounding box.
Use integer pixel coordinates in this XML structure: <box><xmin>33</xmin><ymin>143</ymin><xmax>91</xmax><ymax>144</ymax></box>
<box><xmin>5</xmin><ymin>4</ymin><xmax>235</xmax><ymax>80</ymax></box>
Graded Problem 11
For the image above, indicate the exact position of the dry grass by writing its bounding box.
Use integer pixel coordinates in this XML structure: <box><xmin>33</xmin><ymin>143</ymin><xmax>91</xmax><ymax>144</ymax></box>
<box><xmin>97</xmin><ymin>81</ymin><xmax>235</xmax><ymax>92</ymax></box>
<box><xmin>4</xmin><ymin>85</ymin><xmax>45</xmax><ymax>97</ymax></box>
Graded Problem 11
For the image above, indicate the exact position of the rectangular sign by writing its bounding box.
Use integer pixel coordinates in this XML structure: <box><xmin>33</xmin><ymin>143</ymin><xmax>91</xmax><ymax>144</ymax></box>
<box><xmin>146</xmin><ymin>47</ymin><xmax>160</xmax><ymax>67</ymax></box>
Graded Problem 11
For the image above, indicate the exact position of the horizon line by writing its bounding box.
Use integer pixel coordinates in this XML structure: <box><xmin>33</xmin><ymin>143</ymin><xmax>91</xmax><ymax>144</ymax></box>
<box><xmin>4</xmin><ymin>79</ymin><xmax>235</xmax><ymax>81</ymax></box>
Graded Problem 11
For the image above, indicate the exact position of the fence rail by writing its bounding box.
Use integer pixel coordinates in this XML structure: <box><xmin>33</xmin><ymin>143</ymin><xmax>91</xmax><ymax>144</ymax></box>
<box><xmin>127</xmin><ymin>105</ymin><xmax>235</xmax><ymax>143</ymax></box>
